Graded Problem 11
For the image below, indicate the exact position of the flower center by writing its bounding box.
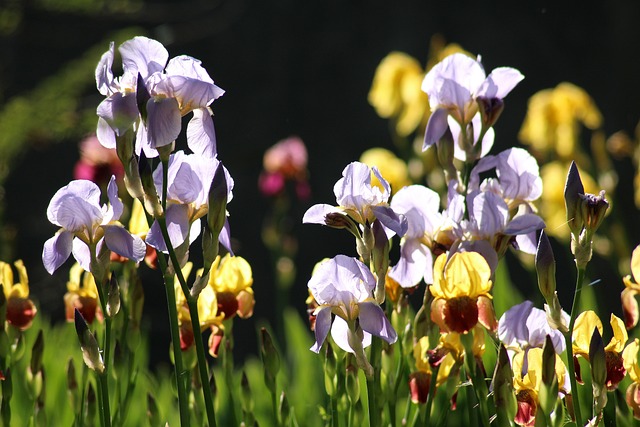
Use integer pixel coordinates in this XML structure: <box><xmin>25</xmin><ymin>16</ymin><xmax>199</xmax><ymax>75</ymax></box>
<box><xmin>443</xmin><ymin>296</ymin><xmax>478</xmax><ymax>333</ymax></box>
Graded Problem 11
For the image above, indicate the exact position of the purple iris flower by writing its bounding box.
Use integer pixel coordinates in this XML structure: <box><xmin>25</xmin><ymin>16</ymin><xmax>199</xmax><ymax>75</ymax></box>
<box><xmin>421</xmin><ymin>53</ymin><xmax>524</xmax><ymax>149</ymax></box>
<box><xmin>303</xmin><ymin>162</ymin><xmax>407</xmax><ymax>237</ymax></box>
<box><xmin>95</xmin><ymin>36</ymin><xmax>224</xmax><ymax>157</ymax></box>
<box><xmin>43</xmin><ymin>176</ymin><xmax>146</xmax><ymax>274</ymax></box>
<box><xmin>145</xmin><ymin>151</ymin><xmax>234</xmax><ymax>253</ymax></box>
<box><xmin>308</xmin><ymin>255</ymin><xmax>397</xmax><ymax>354</ymax></box>
<box><xmin>498</xmin><ymin>300</ymin><xmax>565</xmax><ymax>354</ymax></box>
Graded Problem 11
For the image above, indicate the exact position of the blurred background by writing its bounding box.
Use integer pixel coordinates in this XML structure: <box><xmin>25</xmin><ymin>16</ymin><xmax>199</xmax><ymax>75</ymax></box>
<box><xmin>2</xmin><ymin>0</ymin><xmax>640</xmax><ymax>367</ymax></box>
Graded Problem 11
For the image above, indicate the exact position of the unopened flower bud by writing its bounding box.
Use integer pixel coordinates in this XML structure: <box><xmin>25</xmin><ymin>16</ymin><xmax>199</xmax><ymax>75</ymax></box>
<box><xmin>106</xmin><ymin>274</ymin><xmax>120</xmax><ymax>318</ymax></box>
<box><xmin>123</xmin><ymin>156</ymin><xmax>145</xmax><ymax>199</ymax></box>
<box><xmin>435</xmin><ymin>128</ymin><xmax>457</xmax><ymax>181</ymax></box>
<box><xmin>260</xmin><ymin>328</ymin><xmax>280</xmax><ymax>394</ymax></box>
<box><xmin>477</xmin><ymin>96</ymin><xmax>505</xmax><ymax>129</ymax></box>
<box><xmin>157</xmin><ymin>141</ymin><xmax>175</xmax><ymax>163</ymax></box>
<box><xmin>536</xmin><ymin>231</ymin><xmax>557</xmax><ymax>302</ymax></box>
<box><xmin>207</xmin><ymin>162</ymin><xmax>228</xmax><ymax>238</ymax></box>
<box><xmin>240</xmin><ymin>370</ymin><xmax>254</xmax><ymax>413</ymax></box>
<box><xmin>139</xmin><ymin>152</ymin><xmax>163</xmax><ymax>218</ymax></box>
<box><xmin>30</xmin><ymin>330</ymin><xmax>44</xmax><ymax>375</ymax></box>
<box><xmin>324</xmin><ymin>342</ymin><xmax>337</xmax><ymax>396</ymax></box>
<box><xmin>87</xmin><ymin>382</ymin><xmax>97</xmax><ymax>423</ymax></box>
<box><xmin>539</xmin><ymin>335</ymin><xmax>559</xmax><ymax>416</ymax></box>
<box><xmin>589</xmin><ymin>327</ymin><xmax>608</xmax><ymax>414</ymax></box>
<box><xmin>544</xmin><ymin>296</ymin><xmax>569</xmax><ymax>333</ymax></box>
<box><xmin>74</xmin><ymin>309</ymin><xmax>104</xmax><ymax>374</ymax></box>
<box><xmin>371</xmin><ymin>219</ymin><xmax>389</xmax><ymax>304</ymax></box>
<box><xmin>190</xmin><ymin>270</ymin><xmax>210</xmax><ymax>299</ymax></box>
<box><xmin>136</xmin><ymin>73</ymin><xmax>150</xmax><ymax>123</ymax></box>
<box><xmin>279</xmin><ymin>391</ymin><xmax>291</xmax><ymax>424</ymax></box>
<box><xmin>564</xmin><ymin>161</ymin><xmax>585</xmax><ymax>236</ymax></box>
<box><xmin>578</xmin><ymin>190</ymin><xmax>609</xmax><ymax>234</ymax></box>
<box><xmin>115</xmin><ymin>131</ymin><xmax>135</xmax><ymax>167</ymax></box>
<box><xmin>492</xmin><ymin>344</ymin><xmax>516</xmax><ymax>421</ymax></box>
<box><xmin>324</xmin><ymin>212</ymin><xmax>361</xmax><ymax>238</ymax></box>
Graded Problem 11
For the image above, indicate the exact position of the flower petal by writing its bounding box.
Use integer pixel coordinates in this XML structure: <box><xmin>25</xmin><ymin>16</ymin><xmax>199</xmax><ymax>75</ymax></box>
<box><xmin>389</xmin><ymin>238</ymin><xmax>431</xmax><ymax>287</ymax></box>
<box><xmin>95</xmin><ymin>42</ymin><xmax>115</xmax><ymax>96</ymax></box>
<box><xmin>119</xmin><ymin>36</ymin><xmax>168</xmax><ymax>79</ymax></box>
<box><xmin>96</xmin><ymin>92</ymin><xmax>139</xmax><ymax>136</ymax></box>
<box><xmin>371</xmin><ymin>205</ymin><xmax>407</xmax><ymax>237</ymax></box>
<box><xmin>302</xmin><ymin>204</ymin><xmax>342</xmax><ymax>225</ymax></box>
<box><xmin>187</xmin><ymin>108</ymin><xmax>217</xmax><ymax>158</ymax></box>
<box><xmin>146</xmin><ymin>204</ymin><xmax>191</xmax><ymax>251</ymax></box>
<box><xmin>310</xmin><ymin>307</ymin><xmax>332</xmax><ymax>353</ymax></box>
<box><xmin>103</xmin><ymin>224</ymin><xmax>146</xmax><ymax>262</ymax></box>
<box><xmin>477</xmin><ymin>67</ymin><xmax>524</xmax><ymax>99</ymax></box>
<box><xmin>42</xmin><ymin>230</ymin><xmax>74</xmax><ymax>274</ymax></box>
<box><xmin>106</xmin><ymin>175</ymin><xmax>123</xmax><ymax>221</ymax></box>
<box><xmin>71</xmin><ymin>237</ymin><xmax>93</xmax><ymax>272</ymax></box>
<box><xmin>96</xmin><ymin>117</ymin><xmax>117</xmax><ymax>149</ymax></box>
<box><xmin>145</xmin><ymin>97</ymin><xmax>181</xmax><ymax>149</ymax></box>
<box><xmin>358</xmin><ymin>301</ymin><xmax>397</xmax><ymax>344</ymax></box>
<box><xmin>422</xmin><ymin>107</ymin><xmax>449</xmax><ymax>150</ymax></box>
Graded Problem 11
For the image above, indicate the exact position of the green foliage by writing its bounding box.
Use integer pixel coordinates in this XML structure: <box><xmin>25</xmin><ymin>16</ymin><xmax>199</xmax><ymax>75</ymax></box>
<box><xmin>0</xmin><ymin>27</ymin><xmax>143</xmax><ymax>183</ymax></box>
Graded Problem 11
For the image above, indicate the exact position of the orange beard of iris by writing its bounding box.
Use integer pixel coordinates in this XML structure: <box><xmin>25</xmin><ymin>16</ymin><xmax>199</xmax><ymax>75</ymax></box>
<box><xmin>443</xmin><ymin>296</ymin><xmax>478</xmax><ymax>333</ymax></box>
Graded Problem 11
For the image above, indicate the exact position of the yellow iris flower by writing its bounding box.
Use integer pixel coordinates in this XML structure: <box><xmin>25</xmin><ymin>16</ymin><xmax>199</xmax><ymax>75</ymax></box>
<box><xmin>622</xmin><ymin>244</ymin><xmax>640</xmax><ymax>329</ymax></box>
<box><xmin>512</xmin><ymin>347</ymin><xmax>569</xmax><ymax>427</ymax></box>
<box><xmin>65</xmin><ymin>263</ymin><xmax>102</xmax><ymax>324</ymax></box>
<box><xmin>430</xmin><ymin>252</ymin><xmax>496</xmax><ymax>333</ymax></box>
<box><xmin>0</xmin><ymin>260</ymin><xmax>37</xmax><ymax>330</ymax></box>
<box><xmin>359</xmin><ymin>148</ymin><xmax>411</xmax><ymax>195</ymax></box>
<box><xmin>519</xmin><ymin>82</ymin><xmax>602</xmax><ymax>159</ymax></box>
<box><xmin>207</xmin><ymin>254</ymin><xmax>254</xmax><ymax>320</ymax></box>
<box><xmin>573</xmin><ymin>310</ymin><xmax>627</xmax><ymax>389</ymax></box>
<box><xmin>622</xmin><ymin>339</ymin><xmax>640</xmax><ymax>419</ymax></box>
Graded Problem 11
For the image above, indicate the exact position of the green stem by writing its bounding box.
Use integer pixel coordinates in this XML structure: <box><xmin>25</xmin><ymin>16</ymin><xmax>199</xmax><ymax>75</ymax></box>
<box><xmin>331</xmin><ymin>395</ymin><xmax>339</xmax><ymax>427</ymax></box>
<box><xmin>91</xmin><ymin>264</ymin><xmax>111</xmax><ymax>427</ymax></box>
<box><xmin>366</xmin><ymin>337</ymin><xmax>382</xmax><ymax>427</ymax></box>
<box><xmin>158</xmin><ymin>265</ymin><xmax>190</xmax><ymax>426</ymax></box>
<box><xmin>564</xmin><ymin>266</ymin><xmax>586</xmax><ymax>427</ymax></box>
<box><xmin>96</xmin><ymin>373</ymin><xmax>111</xmax><ymax>427</ymax></box>
<box><xmin>461</xmin><ymin>333</ymin><xmax>490</xmax><ymax>427</ymax></box>
<box><xmin>158</xmin><ymin>158</ymin><xmax>217</xmax><ymax>426</ymax></box>
<box><xmin>223</xmin><ymin>331</ymin><xmax>239</xmax><ymax>427</ymax></box>
<box><xmin>424</xmin><ymin>364</ymin><xmax>439</xmax><ymax>426</ymax></box>
<box><xmin>186</xmin><ymin>298</ymin><xmax>218</xmax><ymax>427</ymax></box>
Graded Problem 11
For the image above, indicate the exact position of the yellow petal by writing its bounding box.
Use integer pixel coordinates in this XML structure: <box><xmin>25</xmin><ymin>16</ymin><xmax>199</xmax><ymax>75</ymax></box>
<box><xmin>632</xmin><ymin>245</ymin><xmax>640</xmax><ymax>285</ymax></box>
<box><xmin>606</xmin><ymin>314</ymin><xmax>628</xmax><ymax>353</ymax></box>
<box><xmin>623</xmin><ymin>339</ymin><xmax>640</xmax><ymax>383</ymax></box>
<box><xmin>573</xmin><ymin>310</ymin><xmax>603</xmax><ymax>357</ymax></box>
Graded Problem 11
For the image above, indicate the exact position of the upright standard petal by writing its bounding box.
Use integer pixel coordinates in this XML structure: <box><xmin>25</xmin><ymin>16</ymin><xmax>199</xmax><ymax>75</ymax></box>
<box><xmin>42</xmin><ymin>230</ymin><xmax>74</xmax><ymax>274</ymax></box>
<box><xmin>145</xmin><ymin>97</ymin><xmax>181</xmax><ymax>149</ymax></box>
<box><xmin>477</xmin><ymin>67</ymin><xmax>524</xmax><ymax>99</ymax></box>
<box><xmin>119</xmin><ymin>36</ymin><xmax>169</xmax><ymax>79</ymax></box>
<box><xmin>187</xmin><ymin>108</ymin><xmax>217</xmax><ymax>158</ymax></box>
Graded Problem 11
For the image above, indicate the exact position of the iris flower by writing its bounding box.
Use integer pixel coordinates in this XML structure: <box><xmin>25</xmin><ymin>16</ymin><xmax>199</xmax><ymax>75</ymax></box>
<box><xmin>387</xmin><ymin>184</ymin><xmax>464</xmax><ymax>288</ymax></box>
<box><xmin>308</xmin><ymin>255</ymin><xmax>397</xmax><ymax>375</ymax></box>
<box><xmin>65</xmin><ymin>263</ymin><xmax>102</xmax><ymax>324</ymax></box>
<box><xmin>572</xmin><ymin>310</ymin><xmax>627</xmax><ymax>390</ymax></box>
<box><xmin>0</xmin><ymin>260</ymin><xmax>37</xmax><ymax>330</ymax></box>
<box><xmin>303</xmin><ymin>161</ymin><xmax>407</xmax><ymax>237</ymax></box>
<box><xmin>146</xmin><ymin>151</ymin><xmax>234</xmax><ymax>253</ymax></box>
<box><xmin>498</xmin><ymin>300</ymin><xmax>565</xmax><ymax>355</ymax></box>
<box><xmin>43</xmin><ymin>176</ymin><xmax>146</xmax><ymax>274</ymax></box>
<box><xmin>96</xmin><ymin>36</ymin><xmax>224</xmax><ymax>157</ymax></box>
<box><xmin>622</xmin><ymin>339</ymin><xmax>640</xmax><ymax>419</ymax></box>
<box><xmin>429</xmin><ymin>251</ymin><xmax>497</xmax><ymax>334</ymax></box>
<box><xmin>421</xmin><ymin>53</ymin><xmax>524</xmax><ymax>149</ymax></box>
<box><xmin>621</xmin><ymin>244</ymin><xmax>640</xmax><ymax>329</ymax></box>
<box><xmin>512</xmin><ymin>347</ymin><xmax>569</xmax><ymax>427</ymax></box>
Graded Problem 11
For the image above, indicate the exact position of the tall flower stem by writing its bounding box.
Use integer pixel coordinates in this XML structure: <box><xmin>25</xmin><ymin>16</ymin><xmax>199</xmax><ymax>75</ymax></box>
<box><xmin>563</xmin><ymin>266</ymin><xmax>586</xmax><ymax>427</ymax></box>
<box><xmin>156</xmin><ymin>256</ymin><xmax>190</xmax><ymax>426</ymax></box>
<box><xmin>90</xmin><ymin>253</ymin><xmax>112</xmax><ymax>427</ymax></box>
<box><xmin>156</xmin><ymin>158</ymin><xmax>218</xmax><ymax>427</ymax></box>
<box><xmin>461</xmin><ymin>332</ymin><xmax>490</xmax><ymax>427</ymax></box>
<box><xmin>366</xmin><ymin>337</ymin><xmax>382</xmax><ymax>427</ymax></box>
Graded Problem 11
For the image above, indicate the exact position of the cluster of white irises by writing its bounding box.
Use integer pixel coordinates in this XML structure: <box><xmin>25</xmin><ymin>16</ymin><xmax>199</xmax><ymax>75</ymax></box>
<box><xmin>43</xmin><ymin>36</ymin><xmax>233</xmax><ymax>277</ymax></box>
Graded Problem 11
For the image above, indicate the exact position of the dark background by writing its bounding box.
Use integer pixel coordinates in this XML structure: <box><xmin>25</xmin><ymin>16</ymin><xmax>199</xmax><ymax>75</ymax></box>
<box><xmin>2</xmin><ymin>0</ymin><xmax>640</xmax><ymax>366</ymax></box>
